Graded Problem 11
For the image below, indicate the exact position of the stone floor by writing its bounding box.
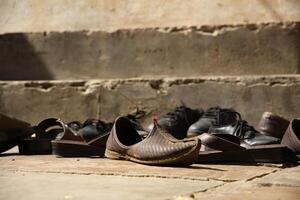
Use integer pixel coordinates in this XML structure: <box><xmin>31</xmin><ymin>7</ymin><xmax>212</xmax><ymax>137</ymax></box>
<box><xmin>0</xmin><ymin>148</ymin><xmax>299</xmax><ymax>200</ymax></box>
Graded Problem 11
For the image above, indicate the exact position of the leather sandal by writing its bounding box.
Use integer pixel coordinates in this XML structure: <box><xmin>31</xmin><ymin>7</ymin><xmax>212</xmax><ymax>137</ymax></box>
<box><xmin>18</xmin><ymin>118</ymin><xmax>64</xmax><ymax>155</ymax></box>
<box><xmin>51</xmin><ymin>119</ymin><xmax>110</xmax><ymax>157</ymax></box>
<box><xmin>197</xmin><ymin>133</ymin><xmax>298</xmax><ymax>163</ymax></box>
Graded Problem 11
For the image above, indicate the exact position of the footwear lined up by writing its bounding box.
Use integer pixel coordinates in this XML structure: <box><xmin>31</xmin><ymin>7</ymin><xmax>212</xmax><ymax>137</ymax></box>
<box><xmin>1</xmin><ymin>106</ymin><xmax>300</xmax><ymax>166</ymax></box>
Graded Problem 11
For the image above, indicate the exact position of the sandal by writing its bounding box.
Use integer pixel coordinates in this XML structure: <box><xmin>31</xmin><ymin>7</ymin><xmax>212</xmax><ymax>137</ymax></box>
<box><xmin>18</xmin><ymin>118</ymin><xmax>64</xmax><ymax>155</ymax></box>
<box><xmin>52</xmin><ymin>119</ymin><xmax>111</xmax><ymax>157</ymax></box>
<box><xmin>197</xmin><ymin>133</ymin><xmax>298</xmax><ymax>163</ymax></box>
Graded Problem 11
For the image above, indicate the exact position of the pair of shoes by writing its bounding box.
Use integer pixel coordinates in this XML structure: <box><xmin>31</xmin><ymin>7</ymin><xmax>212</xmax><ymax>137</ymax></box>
<box><xmin>152</xmin><ymin>106</ymin><xmax>298</xmax><ymax>163</ymax></box>
<box><xmin>187</xmin><ymin>107</ymin><xmax>280</xmax><ymax>146</ymax></box>
<box><xmin>147</xmin><ymin>106</ymin><xmax>203</xmax><ymax>139</ymax></box>
<box><xmin>188</xmin><ymin>107</ymin><xmax>239</xmax><ymax>136</ymax></box>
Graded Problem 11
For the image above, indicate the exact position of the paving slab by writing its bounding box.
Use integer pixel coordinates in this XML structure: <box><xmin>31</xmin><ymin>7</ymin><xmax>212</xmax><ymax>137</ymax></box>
<box><xmin>192</xmin><ymin>185</ymin><xmax>300</xmax><ymax>200</ymax></box>
<box><xmin>1</xmin><ymin>148</ymin><xmax>298</xmax><ymax>200</ymax></box>
<box><xmin>191</xmin><ymin>166</ymin><xmax>300</xmax><ymax>200</ymax></box>
<box><xmin>0</xmin><ymin>154</ymin><xmax>280</xmax><ymax>182</ymax></box>
<box><xmin>0</xmin><ymin>171</ymin><xmax>222</xmax><ymax>200</ymax></box>
<box><xmin>254</xmin><ymin>166</ymin><xmax>300</xmax><ymax>187</ymax></box>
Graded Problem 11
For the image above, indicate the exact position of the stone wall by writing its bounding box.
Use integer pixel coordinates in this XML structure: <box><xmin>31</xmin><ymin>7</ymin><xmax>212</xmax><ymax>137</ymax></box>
<box><xmin>1</xmin><ymin>0</ymin><xmax>300</xmax><ymax>33</ymax></box>
<box><xmin>0</xmin><ymin>0</ymin><xmax>300</xmax><ymax>123</ymax></box>
<box><xmin>1</xmin><ymin>22</ymin><xmax>299</xmax><ymax>80</ymax></box>
<box><xmin>1</xmin><ymin>76</ymin><xmax>299</xmax><ymax>126</ymax></box>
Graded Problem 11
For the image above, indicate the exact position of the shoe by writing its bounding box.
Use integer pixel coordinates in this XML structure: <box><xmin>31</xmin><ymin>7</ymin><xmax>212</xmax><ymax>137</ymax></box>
<box><xmin>67</xmin><ymin>121</ymin><xmax>82</xmax><ymax>131</ymax></box>
<box><xmin>125</xmin><ymin>108</ymin><xmax>148</xmax><ymax>138</ymax></box>
<box><xmin>257</xmin><ymin>112</ymin><xmax>289</xmax><ymax>139</ymax></box>
<box><xmin>0</xmin><ymin>112</ymin><xmax>31</xmax><ymax>153</ymax></box>
<box><xmin>18</xmin><ymin>118</ymin><xmax>64</xmax><ymax>155</ymax></box>
<box><xmin>208</xmin><ymin>119</ymin><xmax>280</xmax><ymax>146</ymax></box>
<box><xmin>281</xmin><ymin>119</ymin><xmax>300</xmax><ymax>155</ymax></box>
<box><xmin>187</xmin><ymin>107</ymin><xmax>239</xmax><ymax>137</ymax></box>
<box><xmin>148</xmin><ymin>106</ymin><xmax>203</xmax><ymax>139</ymax></box>
<box><xmin>197</xmin><ymin>132</ymin><xmax>296</xmax><ymax>163</ymax></box>
<box><xmin>52</xmin><ymin>119</ymin><xmax>112</xmax><ymax>157</ymax></box>
<box><xmin>77</xmin><ymin>119</ymin><xmax>113</xmax><ymax>141</ymax></box>
<box><xmin>105</xmin><ymin>117</ymin><xmax>201</xmax><ymax>166</ymax></box>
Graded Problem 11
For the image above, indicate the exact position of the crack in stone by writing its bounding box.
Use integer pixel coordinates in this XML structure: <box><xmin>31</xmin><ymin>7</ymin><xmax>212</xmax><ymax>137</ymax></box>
<box><xmin>246</xmin><ymin>169</ymin><xmax>278</xmax><ymax>182</ymax></box>
<box><xmin>6</xmin><ymin>169</ymin><xmax>220</xmax><ymax>182</ymax></box>
<box><xmin>188</xmin><ymin>181</ymin><xmax>229</xmax><ymax>195</ymax></box>
<box><xmin>258</xmin><ymin>183</ymin><xmax>300</xmax><ymax>188</ymax></box>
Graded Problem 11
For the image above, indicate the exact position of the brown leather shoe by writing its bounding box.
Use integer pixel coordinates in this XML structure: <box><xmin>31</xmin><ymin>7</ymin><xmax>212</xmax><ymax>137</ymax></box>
<box><xmin>105</xmin><ymin>117</ymin><xmax>200</xmax><ymax>166</ymax></box>
<box><xmin>281</xmin><ymin>119</ymin><xmax>300</xmax><ymax>154</ymax></box>
<box><xmin>257</xmin><ymin>112</ymin><xmax>289</xmax><ymax>139</ymax></box>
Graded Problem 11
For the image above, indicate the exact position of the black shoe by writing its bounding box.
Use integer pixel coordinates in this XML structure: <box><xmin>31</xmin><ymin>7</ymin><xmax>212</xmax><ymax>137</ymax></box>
<box><xmin>187</xmin><ymin>107</ymin><xmax>239</xmax><ymax>136</ymax></box>
<box><xmin>149</xmin><ymin>106</ymin><xmax>203</xmax><ymax>139</ymax></box>
<box><xmin>64</xmin><ymin>119</ymin><xmax>113</xmax><ymax>141</ymax></box>
<box><xmin>208</xmin><ymin>119</ymin><xmax>280</xmax><ymax>146</ymax></box>
<box><xmin>125</xmin><ymin>108</ymin><xmax>148</xmax><ymax>138</ymax></box>
<box><xmin>67</xmin><ymin>121</ymin><xmax>82</xmax><ymax>131</ymax></box>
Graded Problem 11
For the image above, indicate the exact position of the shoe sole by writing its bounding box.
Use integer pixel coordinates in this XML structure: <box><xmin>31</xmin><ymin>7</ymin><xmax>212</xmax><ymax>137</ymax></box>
<box><xmin>51</xmin><ymin>140</ymin><xmax>105</xmax><ymax>157</ymax></box>
<box><xmin>198</xmin><ymin>144</ymin><xmax>299</xmax><ymax>163</ymax></box>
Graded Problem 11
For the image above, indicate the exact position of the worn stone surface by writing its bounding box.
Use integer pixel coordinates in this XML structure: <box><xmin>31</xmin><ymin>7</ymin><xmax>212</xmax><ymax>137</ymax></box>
<box><xmin>191</xmin><ymin>167</ymin><xmax>300</xmax><ymax>200</ymax></box>
<box><xmin>1</xmin><ymin>76</ymin><xmax>300</xmax><ymax>126</ymax></box>
<box><xmin>0</xmin><ymin>23</ymin><xmax>299</xmax><ymax>80</ymax></box>
<box><xmin>0</xmin><ymin>171</ymin><xmax>222</xmax><ymax>200</ymax></box>
<box><xmin>0</xmin><ymin>149</ymin><xmax>299</xmax><ymax>200</ymax></box>
<box><xmin>0</xmin><ymin>81</ymin><xmax>100</xmax><ymax>124</ymax></box>
<box><xmin>254</xmin><ymin>166</ymin><xmax>300</xmax><ymax>187</ymax></box>
<box><xmin>1</xmin><ymin>0</ymin><xmax>300</xmax><ymax>33</ymax></box>
<box><xmin>192</xmin><ymin>184</ymin><xmax>300</xmax><ymax>200</ymax></box>
<box><xmin>98</xmin><ymin>76</ymin><xmax>300</xmax><ymax>126</ymax></box>
<box><xmin>0</xmin><ymin>153</ymin><xmax>281</xmax><ymax>181</ymax></box>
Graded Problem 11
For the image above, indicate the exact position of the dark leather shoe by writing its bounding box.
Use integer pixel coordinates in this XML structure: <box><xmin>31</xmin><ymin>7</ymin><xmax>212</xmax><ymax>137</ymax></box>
<box><xmin>208</xmin><ymin>120</ymin><xmax>280</xmax><ymax>146</ymax></box>
<box><xmin>77</xmin><ymin>119</ymin><xmax>113</xmax><ymax>141</ymax></box>
<box><xmin>281</xmin><ymin>119</ymin><xmax>300</xmax><ymax>154</ymax></box>
<box><xmin>188</xmin><ymin>107</ymin><xmax>239</xmax><ymax>136</ymax></box>
<box><xmin>148</xmin><ymin>106</ymin><xmax>203</xmax><ymax>139</ymax></box>
<box><xmin>125</xmin><ymin>108</ymin><xmax>148</xmax><ymax>138</ymax></box>
<box><xmin>257</xmin><ymin>112</ymin><xmax>289</xmax><ymax>139</ymax></box>
<box><xmin>105</xmin><ymin>117</ymin><xmax>200</xmax><ymax>166</ymax></box>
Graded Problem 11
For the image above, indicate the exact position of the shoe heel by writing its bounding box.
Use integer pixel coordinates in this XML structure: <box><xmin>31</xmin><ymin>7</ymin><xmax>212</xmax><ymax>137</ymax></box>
<box><xmin>105</xmin><ymin>149</ymin><xmax>124</xmax><ymax>160</ymax></box>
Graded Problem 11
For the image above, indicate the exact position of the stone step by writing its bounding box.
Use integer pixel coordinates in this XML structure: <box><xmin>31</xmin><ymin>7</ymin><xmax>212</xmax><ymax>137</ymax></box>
<box><xmin>1</xmin><ymin>22</ymin><xmax>299</xmax><ymax>80</ymax></box>
<box><xmin>0</xmin><ymin>75</ymin><xmax>299</xmax><ymax>126</ymax></box>
<box><xmin>1</xmin><ymin>0</ymin><xmax>300</xmax><ymax>33</ymax></box>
